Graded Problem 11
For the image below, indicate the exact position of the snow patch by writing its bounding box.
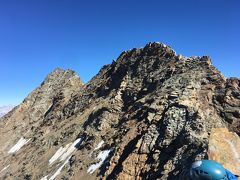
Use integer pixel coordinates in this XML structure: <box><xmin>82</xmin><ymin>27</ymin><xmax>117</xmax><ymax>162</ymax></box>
<box><xmin>49</xmin><ymin>157</ymin><xmax>70</xmax><ymax>180</ymax></box>
<box><xmin>87</xmin><ymin>149</ymin><xmax>112</xmax><ymax>174</ymax></box>
<box><xmin>94</xmin><ymin>140</ymin><xmax>104</xmax><ymax>151</ymax></box>
<box><xmin>0</xmin><ymin>165</ymin><xmax>10</xmax><ymax>173</ymax></box>
<box><xmin>49</xmin><ymin>138</ymin><xmax>82</xmax><ymax>165</ymax></box>
<box><xmin>59</xmin><ymin>138</ymin><xmax>81</xmax><ymax>161</ymax></box>
<box><xmin>40</xmin><ymin>175</ymin><xmax>48</xmax><ymax>180</ymax></box>
<box><xmin>46</xmin><ymin>138</ymin><xmax>82</xmax><ymax>180</ymax></box>
<box><xmin>8</xmin><ymin>137</ymin><xmax>31</xmax><ymax>154</ymax></box>
<box><xmin>49</xmin><ymin>144</ymin><xmax>71</xmax><ymax>165</ymax></box>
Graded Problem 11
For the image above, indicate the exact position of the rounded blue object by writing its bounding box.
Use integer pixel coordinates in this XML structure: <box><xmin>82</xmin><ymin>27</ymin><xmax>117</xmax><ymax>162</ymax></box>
<box><xmin>190</xmin><ymin>160</ymin><xmax>228</xmax><ymax>180</ymax></box>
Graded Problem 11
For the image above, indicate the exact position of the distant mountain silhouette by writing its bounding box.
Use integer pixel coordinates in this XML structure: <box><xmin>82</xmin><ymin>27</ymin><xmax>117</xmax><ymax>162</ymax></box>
<box><xmin>0</xmin><ymin>105</ymin><xmax>14</xmax><ymax>118</ymax></box>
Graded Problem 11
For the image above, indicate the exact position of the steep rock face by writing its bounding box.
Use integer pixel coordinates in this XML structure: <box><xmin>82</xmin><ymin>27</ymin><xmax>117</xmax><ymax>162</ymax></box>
<box><xmin>0</xmin><ymin>42</ymin><xmax>239</xmax><ymax>180</ymax></box>
<box><xmin>0</xmin><ymin>68</ymin><xmax>83</xmax><ymax>179</ymax></box>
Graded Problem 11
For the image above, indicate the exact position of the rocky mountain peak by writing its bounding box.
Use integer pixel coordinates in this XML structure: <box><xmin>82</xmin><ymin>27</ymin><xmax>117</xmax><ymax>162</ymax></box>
<box><xmin>143</xmin><ymin>42</ymin><xmax>177</xmax><ymax>57</ymax></box>
<box><xmin>42</xmin><ymin>68</ymin><xmax>83</xmax><ymax>86</ymax></box>
<box><xmin>0</xmin><ymin>42</ymin><xmax>239</xmax><ymax>180</ymax></box>
<box><xmin>116</xmin><ymin>42</ymin><xmax>177</xmax><ymax>63</ymax></box>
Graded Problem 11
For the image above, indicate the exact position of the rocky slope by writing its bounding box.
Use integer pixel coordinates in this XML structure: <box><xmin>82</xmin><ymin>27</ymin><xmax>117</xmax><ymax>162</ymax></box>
<box><xmin>0</xmin><ymin>42</ymin><xmax>239</xmax><ymax>180</ymax></box>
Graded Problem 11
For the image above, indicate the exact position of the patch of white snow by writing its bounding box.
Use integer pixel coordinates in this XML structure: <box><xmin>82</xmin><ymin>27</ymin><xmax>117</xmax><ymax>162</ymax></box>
<box><xmin>49</xmin><ymin>157</ymin><xmax>70</xmax><ymax>180</ymax></box>
<box><xmin>8</xmin><ymin>137</ymin><xmax>31</xmax><ymax>154</ymax></box>
<box><xmin>40</xmin><ymin>175</ymin><xmax>48</xmax><ymax>180</ymax></box>
<box><xmin>49</xmin><ymin>144</ymin><xmax>70</xmax><ymax>165</ymax></box>
<box><xmin>94</xmin><ymin>140</ymin><xmax>104</xmax><ymax>151</ymax></box>
<box><xmin>47</xmin><ymin>138</ymin><xmax>83</xmax><ymax>180</ymax></box>
<box><xmin>59</xmin><ymin>138</ymin><xmax>82</xmax><ymax>162</ymax></box>
<box><xmin>48</xmin><ymin>138</ymin><xmax>82</xmax><ymax>165</ymax></box>
<box><xmin>87</xmin><ymin>149</ymin><xmax>112</xmax><ymax>174</ymax></box>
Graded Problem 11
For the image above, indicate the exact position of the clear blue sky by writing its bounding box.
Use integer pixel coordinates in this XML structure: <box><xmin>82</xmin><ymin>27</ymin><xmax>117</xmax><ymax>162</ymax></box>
<box><xmin>0</xmin><ymin>0</ymin><xmax>239</xmax><ymax>106</ymax></box>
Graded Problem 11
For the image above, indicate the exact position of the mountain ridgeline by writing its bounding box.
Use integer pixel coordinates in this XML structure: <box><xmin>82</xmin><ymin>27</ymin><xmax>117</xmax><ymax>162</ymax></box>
<box><xmin>0</xmin><ymin>42</ymin><xmax>239</xmax><ymax>180</ymax></box>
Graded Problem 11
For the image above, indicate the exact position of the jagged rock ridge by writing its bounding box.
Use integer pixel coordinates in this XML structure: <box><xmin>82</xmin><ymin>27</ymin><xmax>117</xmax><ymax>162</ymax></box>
<box><xmin>0</xmin><ymin>42</ymin><xmax>239</xmax><ymax>180</ymax></box>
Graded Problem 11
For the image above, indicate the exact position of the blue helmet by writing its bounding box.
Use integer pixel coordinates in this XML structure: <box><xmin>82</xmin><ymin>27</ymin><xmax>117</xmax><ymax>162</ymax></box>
<box><xmin>190</xmin><ymin>160</ymin><xmax>228</xmax><ymax>180</ymax></box>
